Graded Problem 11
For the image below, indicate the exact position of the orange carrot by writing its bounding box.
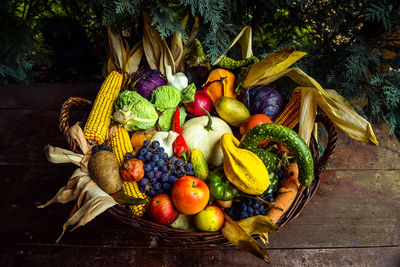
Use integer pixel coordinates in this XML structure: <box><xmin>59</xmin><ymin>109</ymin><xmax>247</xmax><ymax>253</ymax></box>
<box><xmin>286</xmin><ymin>162</ymin><xmax>299</xmax><ymax>181</ymax></box>
<box><xmin>266</xmin><ymin>162</ymin><xmax>300</xmax><ymax>223</ymax></box>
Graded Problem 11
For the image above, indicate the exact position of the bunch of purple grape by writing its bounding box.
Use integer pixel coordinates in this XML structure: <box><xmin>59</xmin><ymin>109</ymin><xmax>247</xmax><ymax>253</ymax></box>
<box><xmin>131</xmin><ymin>140</ymin><xmax>194</xmax><ymax>197</ymax></box>
<box><xmin>225</xmin><ymin>196</ymin><xmax>270</xmax><ymax>220</ymax></box>
<box><xmin>92</xmin><ymin>144</ymin><xmax>112</xmax><ymax>153</ymax></box>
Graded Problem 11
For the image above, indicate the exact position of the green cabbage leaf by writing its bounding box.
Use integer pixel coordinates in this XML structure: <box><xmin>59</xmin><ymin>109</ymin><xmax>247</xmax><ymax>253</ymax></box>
<box><xmin>112</xmin><ymin>91</ymin><xmax>158</xmax><ymax>131</ymax></box>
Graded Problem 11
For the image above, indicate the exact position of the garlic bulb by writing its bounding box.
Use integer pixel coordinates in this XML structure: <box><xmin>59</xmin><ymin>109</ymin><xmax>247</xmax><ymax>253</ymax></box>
<box><xmin>165</xmin><ymin>65</ymin><xmax>188</xmax><ymax>91</ymax></box>
<box><xmin>150</xmin><ymin>131</ymin><xmax>179</xmax><ymax>157</ymax></box>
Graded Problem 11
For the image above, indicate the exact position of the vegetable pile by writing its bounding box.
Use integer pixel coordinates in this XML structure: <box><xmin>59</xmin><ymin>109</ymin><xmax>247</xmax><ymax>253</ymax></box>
<box><xmin>84</xmin><ymin>42</ymin><xmax>314</xmax><ymax>233</ymax></box>
<box><xmin>77</xmin><ymin>24</ymin><xmax>324</xmax><ymax>263</ymax></box>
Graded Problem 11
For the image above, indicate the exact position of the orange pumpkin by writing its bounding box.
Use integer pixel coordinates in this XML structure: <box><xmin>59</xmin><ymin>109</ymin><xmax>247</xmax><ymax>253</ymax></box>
<box><xmin>131</xmin><ymin>128</ymin><xmax>156</xmax><ymax>152</ymax></box>
<box><xmin>203</xmin><ymin>69</ymin><xmax>237</xmax><ymax>103</ymax></box>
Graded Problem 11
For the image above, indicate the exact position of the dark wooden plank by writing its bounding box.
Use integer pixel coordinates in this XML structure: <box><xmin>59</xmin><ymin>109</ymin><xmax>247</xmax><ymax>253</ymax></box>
<box><xmin>268</xmin><ymin>247</ymin><xmax>400</xmax><ymax>267</ymax></box>
<box><xmin>0</xmin><ymin>244</ymin><xmax>398</xmax><ymax>267</ymax></box>
<box><xmin>1</xmin><ymin>165</ymin><xmax>399</xmax><ymax>249</ymax></box>
<box><xmin>270</xmin><ymin>169</ymin><xmax>400</xmax><ymax>248</ymax></box>
<box><xmin>0</xmin><ymin>203</ymin><xmax>157</xmax><ymax>248</ymax></box>
<box><xmin>326</xmin><ymin>122</ymin><xmax>400</xmax><ymax>170</ymax></box>
<box><xmin>0</xmin><ymin>83</ymin><xmax>99</xmax><ymax>109</ymax></box>
<box><xmin>0</xmin><ymin>165</ymin><xmax>155</xmax><ymax>248</ymax></box>
<box><xmin>0</xmin><ymin>109</ymin><xmax>89</xmax><ymax>166</ymax></box>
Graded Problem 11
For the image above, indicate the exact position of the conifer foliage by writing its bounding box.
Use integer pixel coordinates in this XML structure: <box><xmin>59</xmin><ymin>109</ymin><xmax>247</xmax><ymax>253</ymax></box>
<box><xmin>106</xmin><ymin>0</ymin><xmax>400</xmax><ymax>134</ymax></box>
<box><xmin>1</xmin><ymin>0</ymin><xmax>400</xmax><ymax>135</ymax></box>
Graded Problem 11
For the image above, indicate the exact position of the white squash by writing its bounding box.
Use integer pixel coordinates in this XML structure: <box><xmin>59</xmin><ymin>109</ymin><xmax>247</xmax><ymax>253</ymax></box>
<box><xmin>182</xmin><ymin>114</ymin><xmax>232</xmax><ymax>167</ymax></box>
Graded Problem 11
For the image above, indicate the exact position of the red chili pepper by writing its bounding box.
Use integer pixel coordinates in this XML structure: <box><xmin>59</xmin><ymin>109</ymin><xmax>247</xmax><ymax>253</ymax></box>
<box><xmin>172</xmin><ymin>106</ymin><xmax>189</xmax><ymax>160</ymax></box>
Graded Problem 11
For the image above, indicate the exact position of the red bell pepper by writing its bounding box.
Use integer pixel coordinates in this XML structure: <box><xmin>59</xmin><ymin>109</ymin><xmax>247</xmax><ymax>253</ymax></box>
<box><xmin>172</xmin><ymin>106</ymin><xmax>189</xmax><ymax>160</ymax></box>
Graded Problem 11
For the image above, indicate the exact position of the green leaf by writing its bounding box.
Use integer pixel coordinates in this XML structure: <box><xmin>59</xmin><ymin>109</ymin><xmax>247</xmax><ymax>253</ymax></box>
<box><xmin>181</xmin><ymin>83</ymin><xmax>196</xmax><ymax>103</ymax></box>
<box><xmin>113</xmin><ymin>91</ymin><xmax>158</xmax><ymax>131</ymax></box>
<box><xmin>158</xmin><ymin>108</ymin><xmax>176</xmax><ymax>131</ymax></box>
<box><xmin>179</xmin><ymin>106</ymin><xmax>187</xmax><ymax>127</ymax></box>
<box><xmin>151</xmin><ymin>85</ymin><xmax>181</xmax><ymax>111</ymax></box>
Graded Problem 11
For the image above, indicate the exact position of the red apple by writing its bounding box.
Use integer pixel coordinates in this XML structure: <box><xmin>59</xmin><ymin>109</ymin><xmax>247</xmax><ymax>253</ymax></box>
<box><xmin>171</xmin><ymin>176</ymin><xmax>210</xmax><ymax>215</ymax></box>
<box><xmin>147</xmin><ymin>194</ymin><xmax>179</xmax><ymax>225</ymax></box>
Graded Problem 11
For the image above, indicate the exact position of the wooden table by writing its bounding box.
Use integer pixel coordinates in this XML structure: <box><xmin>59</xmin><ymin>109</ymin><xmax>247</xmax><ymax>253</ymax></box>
<box><xmin>1</xmin><ymin>83</ymin><xmax>399</xmax><ymax>266</ymax></box>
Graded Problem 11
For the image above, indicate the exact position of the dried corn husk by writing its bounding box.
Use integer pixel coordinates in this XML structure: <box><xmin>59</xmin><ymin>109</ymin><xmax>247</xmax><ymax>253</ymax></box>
<box><xmin>220</xmin><ymin>214</ymin><xmax>278</xmax><ymax>263</ymax></box>
<box><xmin>242</xmin><ymin>48</ymin><xmax>378</xmax><ymax>145</ymax></box>
<box><xmin>221</xmin><ymin>214</ymin><xmax>271</xmax><ymax>263</ymax></box>
<box><xmin>298</xmin><ymin>86</ymin><xmax>318</xmax><ymax>145</ymax></box>
<box><xmin>142</xmin><ymin>12</ymin><xmax>199</xmax><ymax>75</ymax></box>
<box><xmin>214</xmin><ymin>26</ymin><xmax>253</xmax><ymax>65</ymax></box>
<box><xmin>171</xmin><ymin>14</ymin><xmax>189</xmax><ymax>73</ymax></box>
<box><xmin>317</xmin><ymin>89</ymin><xmax>379</xmax><ymax>145</ymax></box>
<box><xmin>237</xmin><ymin>215</ymin><xmax>279</xmax><ymax>235</ymax></box>
<box><xmin>106</xmin><ymin>28</ymin><xmax>143</xmax><ymax>76</ymax></box>
<box><xmin>242</xmin><ymin>47</ymin><xmax>307</xmax><ymax>88</ymax></box>
<box><xmin>142</xmin><ymin>12</ymin><xmax>175</xmax><ymax>75</ymax></box>
<box><xmin>40</xmin><ymin>123</ymin><xmax>119</xmax><ymax>242</ymax></box>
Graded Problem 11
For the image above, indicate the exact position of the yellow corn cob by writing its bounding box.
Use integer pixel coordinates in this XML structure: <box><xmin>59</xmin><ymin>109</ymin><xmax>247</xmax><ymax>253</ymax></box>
<box><xmin>110</xmin><ymin>125</ymin><xmax>133</xmax><ymax>165</ymax></box>
<box><xmin>111</xmin><ymin>125</ymin><xmax>148</xmax><ymax>216</ymax></box>
<box><xmin>275</xmin><ymin>91</ymin><xmax>301</xmax><ymax>129</ymax></box>
<box><xmin>122</xmin><ymin>181</ymin><xmax>148</xmax><ymax>217</ymax></box>
<box><xmin>84</xmin><ymin>71</ymin><xmax>123</xmax><ymax>144</ymax></box>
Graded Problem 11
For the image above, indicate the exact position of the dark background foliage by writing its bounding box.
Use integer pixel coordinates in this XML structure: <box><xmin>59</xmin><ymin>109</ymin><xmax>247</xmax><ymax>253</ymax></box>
<box><xmin>1</xmin><ymin>0</ymin><xmax>399</xmax><ymax>137</ymax></box>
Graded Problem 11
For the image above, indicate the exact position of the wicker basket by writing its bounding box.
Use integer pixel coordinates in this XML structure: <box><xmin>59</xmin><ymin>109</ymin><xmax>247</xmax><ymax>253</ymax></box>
<box><xmin>59</xmin><ymin>96</ymin><xmax>337</xmax><ymax>246</ymax></box>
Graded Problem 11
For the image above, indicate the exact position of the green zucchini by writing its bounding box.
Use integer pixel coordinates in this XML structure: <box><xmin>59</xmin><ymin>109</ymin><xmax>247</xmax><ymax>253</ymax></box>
<box><xmin>239</xmin><ymin>123</ymin><xmax>314</xmax><ymax>186</ymax></box>
<box><xmin>190</xmin><ymin>149</ymin><xmax>209</xmax><ymax>181</ymax></box>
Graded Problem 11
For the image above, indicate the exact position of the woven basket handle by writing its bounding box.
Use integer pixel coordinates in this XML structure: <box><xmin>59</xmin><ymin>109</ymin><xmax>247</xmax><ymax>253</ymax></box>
<box><xmin>59</xmin><ymin>97</ymin><xmax>93</xmax><ymax>153</ymax></box>
<box><xmin>314</xmin><ymin>114</ymin><xmax>337</xmax><ymax>175</ymax></box>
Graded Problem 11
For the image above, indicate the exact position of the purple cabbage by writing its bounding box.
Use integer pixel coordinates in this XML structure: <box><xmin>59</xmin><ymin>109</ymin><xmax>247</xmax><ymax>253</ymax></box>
<box><xmin>245</xmin><ymin>85</ymin><xmax>284</xmax><ymax>120</ymax></box>
<box><xmin>184</xmin><ymin>65</ymin><xmax>209</xmax><ymax>89</ymax></box>
<box><xmin>134</xmin><ymin>69</ymin><xmax>167</xmax><ymax>99</ymax></box>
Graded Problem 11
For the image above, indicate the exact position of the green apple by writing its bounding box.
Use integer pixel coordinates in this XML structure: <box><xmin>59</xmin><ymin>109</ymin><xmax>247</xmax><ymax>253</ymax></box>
<box><xmin>194</xmin><ymin>205</ymin><xmax>224</xmax><ymax>232</ymax></box>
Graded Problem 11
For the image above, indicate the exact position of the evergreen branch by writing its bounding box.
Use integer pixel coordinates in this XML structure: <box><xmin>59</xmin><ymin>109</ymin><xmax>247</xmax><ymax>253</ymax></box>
<box><xmin>366</xmin><ymin>0</ymin><xmax>392</xmax><ymax>31</ymax></box>
<box><xmin>150</xmin><ymin>1</ymin><xmax>186</xmax><ymax>40</ymax></box>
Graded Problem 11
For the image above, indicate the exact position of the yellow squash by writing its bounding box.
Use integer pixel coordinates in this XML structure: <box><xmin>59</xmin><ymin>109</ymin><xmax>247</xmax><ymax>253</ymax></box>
<box><xmin>221</xmin><ymin>133</ymin><xmax>269</xmax><ymax>195</ymax></box>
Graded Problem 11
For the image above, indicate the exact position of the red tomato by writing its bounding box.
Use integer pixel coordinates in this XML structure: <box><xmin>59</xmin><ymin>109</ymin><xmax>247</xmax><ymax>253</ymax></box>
<box><xmin>239</xmin><ymin>114</ymin><xmax>273</xmax><ymax>136</ymax></box>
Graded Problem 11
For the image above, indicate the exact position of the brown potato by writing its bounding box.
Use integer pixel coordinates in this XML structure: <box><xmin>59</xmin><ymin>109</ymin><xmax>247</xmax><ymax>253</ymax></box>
<box><xmin>88</xmin><ymin>150</ymin><xmax>123</xmax><ymax>194</ymax></box>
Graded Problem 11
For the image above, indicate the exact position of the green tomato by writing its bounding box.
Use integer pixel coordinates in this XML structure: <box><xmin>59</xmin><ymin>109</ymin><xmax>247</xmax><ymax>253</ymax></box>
<box><xmin>208</xmin><ymin>168</ymin><xmax>239</xmax><ymax>201</ymax></box>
